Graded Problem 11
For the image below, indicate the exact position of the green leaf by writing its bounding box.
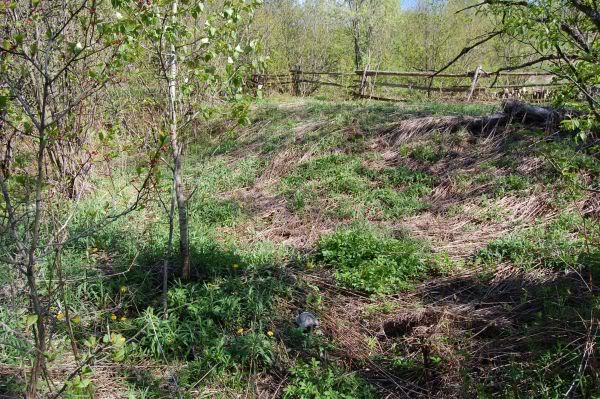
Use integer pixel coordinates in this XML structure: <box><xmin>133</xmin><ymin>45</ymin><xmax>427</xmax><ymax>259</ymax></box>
<box><xmin>13</xmin><ymin>33</ymin><xmax>24</xmax><ymax>45</ymax></box>
<box><xmin>191</xmin><ymin>2</ymin><xmax>205</xmax><ymax>18</ymax></box>
<box><xmin>25</xmin><ymin>314</ymin><xmax>38</xmax><ymax>329</ymax></box>
<box><xmin>113</xmin><ymin>347</ymin><xmax>125</xmax><ymax>361</ymax></box>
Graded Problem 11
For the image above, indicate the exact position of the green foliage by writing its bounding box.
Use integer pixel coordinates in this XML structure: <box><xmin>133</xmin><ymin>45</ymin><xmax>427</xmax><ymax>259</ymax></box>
<box><xmin>282</xmin><ymin>154</ymin><xmax>371</xmax><ymax>200</ymax></box>
<box><xmin>539</xmin><ymin>140</ymin><xmax>600</xmax><ymax>189</ymax></box>
<box><xmin>179</xmin><ymin>337</ymin><xmax>233</xmax><ymax>384</ymax></box>
<box><xmin>0</xmin><ymin>305</ymin><xmax>32</xmax><ymax>365</ymax></box>
<box><xmin>283</xmin><ymin>359</ymin><xmax>376</xmax><ymax>399</ymax></box>
<box><xmin>481</xmin><ymin>0</ymin><xmax>600</xmax><ymax>136</ymax></box>
<box><xmin>281</xmin><ymin>154</ymin><xmax>433</xmax><ymax>219</ymax></box>
<box><xmin>64</xmin><ymin>365</ymin><xmax>95</xmax><ymax>399</ymax></box>
<box><xmin>134</xmin><ymin>271</ymin><xmax>286</xmax><ymax>368</ymax></box>
<box><xmin>411</xmin><ymin>143</ymin><xmax>445</xmax><ymax>162</ymax></box>
<box><xmin>476</xmin><ymin>212</ymin><xmax>592</xmax><ymax>270</ymax></box>
<box><xmin>317</xmin><ymin>225</ymin><xmax>436</xmax><ymax>293</ymax></box>
<box><xmin>493</xmin><ymin>174</ymin><xmax>530</xmax><ymax>196</ymax></box>
<box><xmin>230</xmin><ymin>330</ymin><xmax>274</xmax><ymax>368</ymax></box>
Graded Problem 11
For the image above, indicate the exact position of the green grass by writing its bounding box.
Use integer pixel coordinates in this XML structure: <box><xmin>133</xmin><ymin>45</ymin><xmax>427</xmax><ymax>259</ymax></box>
<box><xmin>2</xmin><ymin>97</ymin><xmax>598</xmax><ymax>398</ymax></box>
<box><xmin>280</xmin><ymin>154</ymin><xmax>434</xmax><ymax>219</ymax></box>
<box><xmin>475</xmin><ymin>211</ymin><xmax>597</xmax><ymax>270</ymax></box>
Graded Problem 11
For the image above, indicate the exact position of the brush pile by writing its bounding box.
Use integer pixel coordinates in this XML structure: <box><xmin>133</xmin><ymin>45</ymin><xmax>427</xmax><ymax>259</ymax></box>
<box><xmin>385</xmin><ymin>100</ymin><xmax>580</xmax><ymax>145</ymax></box>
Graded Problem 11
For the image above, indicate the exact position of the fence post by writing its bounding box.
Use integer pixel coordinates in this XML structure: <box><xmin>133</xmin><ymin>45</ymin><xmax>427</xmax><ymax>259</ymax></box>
<box><xmin>359</xmin><ymin>64</ymin><xmax>370</xmax><ymax>97</ymax></box>
<box><xmin>467</xmin><ymin>65</ymin><xmax>483</xmax><ymax>102</ymax></box>
<box><xmin>291</xmin><ymin>65</ymin><xmax>301</xmax><ymax>96</ymax></box>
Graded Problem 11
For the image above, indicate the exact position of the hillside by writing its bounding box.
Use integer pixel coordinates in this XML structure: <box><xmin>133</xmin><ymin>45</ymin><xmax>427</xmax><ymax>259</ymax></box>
<box><xmin>2</xmin><ymin>97</ymin><xmax>597</xmax><ymax>398</ymax></box>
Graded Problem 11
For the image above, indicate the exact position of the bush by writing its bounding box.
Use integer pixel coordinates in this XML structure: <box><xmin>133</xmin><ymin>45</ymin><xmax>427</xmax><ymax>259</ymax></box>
<box><xmin>283</xmin><ymin>359</ymin><xmax>376</xmax><ymax>399</ymax></box>
<box><xmin>317</xmin><ymin>225</ymin><xmax>433</xmax><ymax>293</ymax></box>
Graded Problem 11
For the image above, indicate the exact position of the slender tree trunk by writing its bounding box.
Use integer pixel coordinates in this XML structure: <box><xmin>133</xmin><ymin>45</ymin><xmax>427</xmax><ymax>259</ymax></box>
<box><xmin>167</xmin><ymin>0</ymin><xmax>191</xmax><ymax>280</ymax></box>
<box><xmin>162</xmin><ymin>182</ymin><xmax>176</xmax><ymax>316</ymax></box>
<box><xmin>353</xmin><ymin>19</ymin><xmax>362</xmax><ymax>69</ymax></box>
<box><xmin>26</xmin><ymin>131</ymin><xmax>48</xmax><ymax>399</ymax></box>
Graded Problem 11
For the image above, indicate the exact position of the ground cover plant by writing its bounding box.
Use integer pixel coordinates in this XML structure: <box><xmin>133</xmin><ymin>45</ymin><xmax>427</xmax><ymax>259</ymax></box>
<box><xmin>2</xmin><ymin>93</ymin><xmax>598</xmax><ymax>398</ymax></box>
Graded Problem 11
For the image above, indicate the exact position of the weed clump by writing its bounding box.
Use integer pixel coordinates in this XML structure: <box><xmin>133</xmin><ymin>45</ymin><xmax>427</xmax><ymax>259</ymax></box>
<box><xmin>317</xmin><ymin>225</ymin><xmax>441</xmax><ymax>293</ymax></box>
<box><xmin>283</xmin><ymin>359</ymin><xmax>376</xmax><ymax>399</ymax></box>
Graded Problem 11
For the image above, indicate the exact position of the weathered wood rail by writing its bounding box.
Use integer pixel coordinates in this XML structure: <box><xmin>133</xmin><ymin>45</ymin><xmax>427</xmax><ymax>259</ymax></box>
<box><xmin>250</xmin><ymin>66</ymin><xmax>564</xmax><ymax>102</ymax></box>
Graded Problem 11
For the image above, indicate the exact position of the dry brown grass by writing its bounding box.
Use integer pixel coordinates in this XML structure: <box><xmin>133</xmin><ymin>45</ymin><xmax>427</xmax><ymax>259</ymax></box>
<box><xmin>289</xmin><ymin>261</ymin><xmax>596</xmax><ymax>398</ymax></box>
<box><xmin>198</xmin><ymin>101</ymin><xmax>597</xmax><ymax>397</ymax></box>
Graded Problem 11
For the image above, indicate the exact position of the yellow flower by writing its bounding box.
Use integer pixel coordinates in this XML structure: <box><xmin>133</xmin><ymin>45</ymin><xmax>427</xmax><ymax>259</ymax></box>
<box><xmin>233</xmin><ymin>264</ymin><xmax>240</xmax><ymax>269</ymax></box>
<box><xmin>120</xmin><ymin>316</ymin><xmax>127</xmax><ymax>321</ymax></box>
<box><xmin>110</xmin><ymin>314</ymin><xmax>117</xmax><ymax>320</ymax></box>
<box><xmin>236</xmin><ymin>328</ymin><xmax>244</xmax><ymax>335</ymax></box>
<box><xmin>56</xmin><ymin>312</ymin><xmax>65</xmax><ymax>321</ymax></box>
<box><xmin>71</xmin><ymin>315</ymin><xmax>81</xmax><ymax>324</ymax></box>
<box><xmin>120</xmin><ymin>286</ymin><xmax>128</xmax><ymax>293</ymax></box>
<box><xmin>267</xmin><ymin>330</ymin><xmax>274</xmax><ymax>337</ymax></box>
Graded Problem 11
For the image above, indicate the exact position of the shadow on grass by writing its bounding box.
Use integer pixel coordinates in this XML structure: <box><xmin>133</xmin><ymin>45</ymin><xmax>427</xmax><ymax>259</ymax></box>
<box><xmin>367</xmin><ymin>261</ymin><xmax>600</xmax><ymax>398</ymax></box>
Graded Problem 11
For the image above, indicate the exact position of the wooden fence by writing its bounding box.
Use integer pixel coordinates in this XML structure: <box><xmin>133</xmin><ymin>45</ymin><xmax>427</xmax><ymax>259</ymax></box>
<box><xmin>251</xmin><ymin>65</ymin><xmax>564</xmax><ymax>102</ymax></box>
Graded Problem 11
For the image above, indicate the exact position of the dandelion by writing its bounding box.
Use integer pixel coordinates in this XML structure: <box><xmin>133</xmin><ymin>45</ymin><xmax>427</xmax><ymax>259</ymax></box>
<box><xmin>110</xmin><ymin>314</ymin><xmax>117</xmax><ymax>320</ymax></box>
<box><xmin>72</xmin><ymin>315</ymin><xmax>81</xmax><ymax>324</ymax></box>
<box><xmin>120</xmin><ymin>316</ymin><xmax>127</xmax><ymax>321</ymax></box>
<box><xmin>120</xmin><ymin>286</ymin><xmax>128</xmax><ymax>293</ymax></box>
<box><xmin>267</xmin><ymin>330</ymin><xmax>274</xmax><ymax>337</ymax></box>
<box><xmin>56</xmin><ymin>312</ymin><xmax>64</xmax><ymax>321</ymax></box>
<box><xmin>236</xmin><ymin>327</ymin><xmax>244</xmax><ymax>335</ymax></box>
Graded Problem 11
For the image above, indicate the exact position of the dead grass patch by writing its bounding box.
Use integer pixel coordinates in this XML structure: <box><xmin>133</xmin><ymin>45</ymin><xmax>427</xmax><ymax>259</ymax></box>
<box><xmin>293</xmin><ymin>263</ymin><xmax>596</xmax><ymax>398</ymax></box>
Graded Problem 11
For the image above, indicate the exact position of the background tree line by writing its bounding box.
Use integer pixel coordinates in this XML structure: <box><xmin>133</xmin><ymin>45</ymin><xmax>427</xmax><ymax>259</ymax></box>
<box><xmin>253</xmin><ymin>0</ymin><xmax>518</xmax><ymax>73</ymax></box>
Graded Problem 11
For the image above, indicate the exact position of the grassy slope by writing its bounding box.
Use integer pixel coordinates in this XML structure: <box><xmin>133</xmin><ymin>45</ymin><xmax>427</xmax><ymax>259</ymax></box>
<box><xmin>1</xmin><ymin>97</ymin><xmax>598</xmax><ymax>398</ymax></box>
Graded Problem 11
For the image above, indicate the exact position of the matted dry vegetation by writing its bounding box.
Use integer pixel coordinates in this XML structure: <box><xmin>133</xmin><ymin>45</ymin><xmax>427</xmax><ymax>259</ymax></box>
<box><xmin>189</xmin><ymin>98</ymin><xmax>598</xmax><ymax>397</ymax></box>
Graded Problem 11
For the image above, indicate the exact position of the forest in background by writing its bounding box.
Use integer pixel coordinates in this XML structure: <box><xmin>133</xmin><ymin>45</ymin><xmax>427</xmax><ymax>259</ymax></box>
<box><xmin>253</xmin><ymin>0</ymin><xmax>522</xmax><ymax>74</ymax></box>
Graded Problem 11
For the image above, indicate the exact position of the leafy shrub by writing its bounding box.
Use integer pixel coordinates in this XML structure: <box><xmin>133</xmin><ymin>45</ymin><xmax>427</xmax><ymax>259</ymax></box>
<box><xmin>283</xmin><ymin>359</ymin><xmax>376</xmax><ymax>399</ymax></box>
<box><xmin>317</xmin><ymin>225</ymin><xmax>433</xmax><ymax>293</ymax></box>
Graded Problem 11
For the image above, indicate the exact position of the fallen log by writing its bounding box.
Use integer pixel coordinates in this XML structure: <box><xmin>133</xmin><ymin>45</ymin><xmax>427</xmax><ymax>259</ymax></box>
<box><xmin>386</xmin><ymin>100</ymin><xmax>580</xmax><ymax>145</ymax></box>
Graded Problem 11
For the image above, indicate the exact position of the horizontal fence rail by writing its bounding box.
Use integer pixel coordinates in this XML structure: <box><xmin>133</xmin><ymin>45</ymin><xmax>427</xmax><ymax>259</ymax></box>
<box><xmin>251</xmin><ymin>66</ymin><xmax>563</xmax><ymax>102</ymax></box>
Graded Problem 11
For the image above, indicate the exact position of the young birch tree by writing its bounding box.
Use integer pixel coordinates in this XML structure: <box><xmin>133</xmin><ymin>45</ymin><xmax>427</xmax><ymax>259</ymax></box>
<box><xmin>126</xmin><ymin>0</ymin><xmax>264</xmax><ymax>281</ymax></box>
